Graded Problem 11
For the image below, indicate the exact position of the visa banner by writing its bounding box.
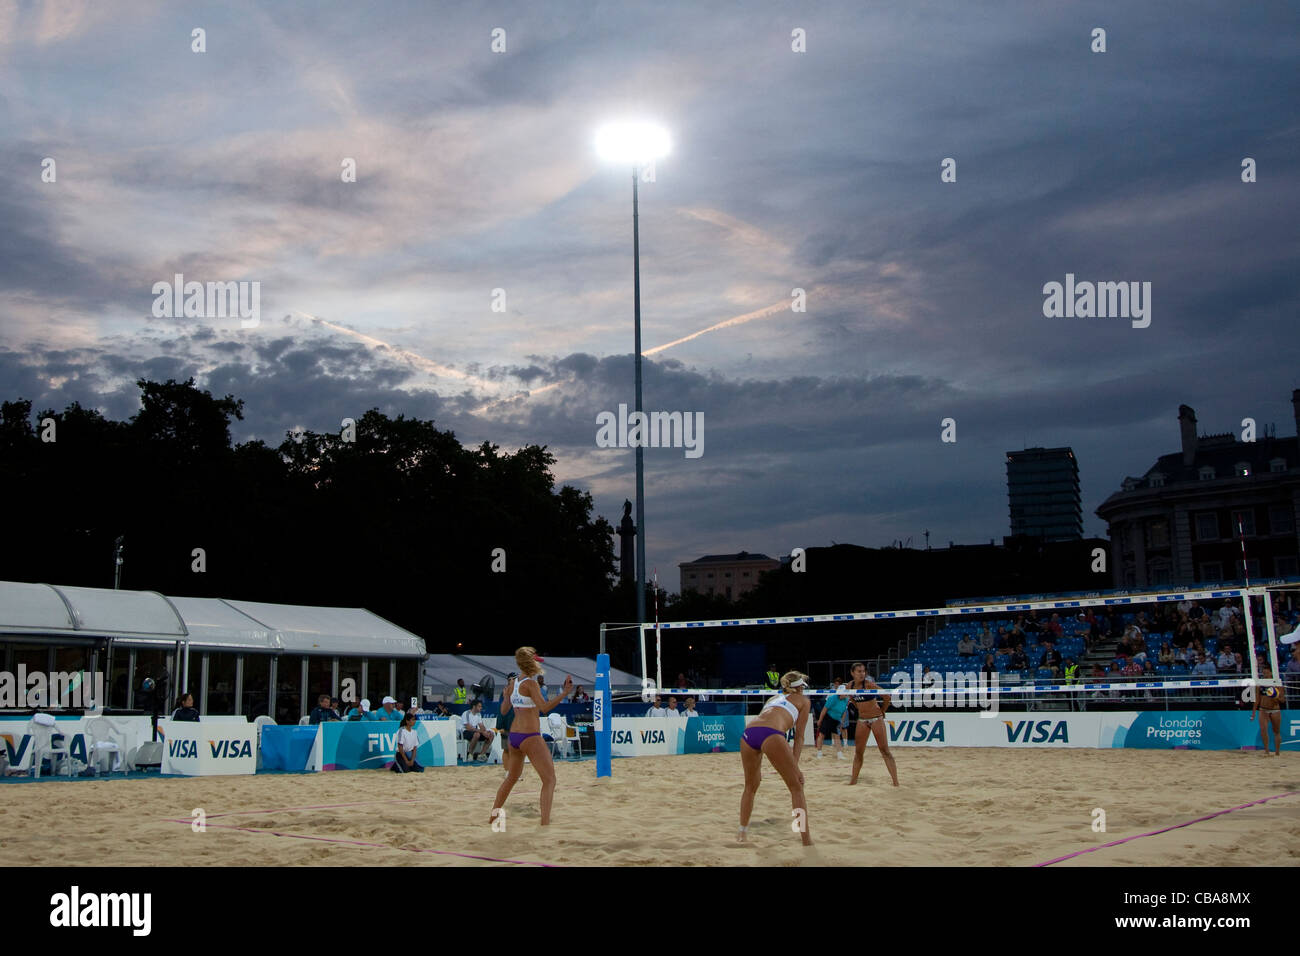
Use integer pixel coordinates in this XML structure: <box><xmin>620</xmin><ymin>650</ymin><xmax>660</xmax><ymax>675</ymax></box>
<box><xmin>1</xmin><ymin>715</ymin><xmax>153</xmax><ymax>773</ymax></box>
<box><xmin>158</xmin><ymin>719</ymin><xmax>257</xmax><ymax>775</ymax></box>
<box><xmin>318</xmin><ymin>719</ymin><xmax>455</xmax><ymax>770</ymax></box>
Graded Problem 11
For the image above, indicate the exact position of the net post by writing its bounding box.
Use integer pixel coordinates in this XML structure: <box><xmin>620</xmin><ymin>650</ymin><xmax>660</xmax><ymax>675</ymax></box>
<box><xmin>595</xmin><ymin>652</ymin><xmax>611</xmax><ymax>778</ymax></box>
<box><xmin>1244</xmin><ymin>591</ymin><xmax>1261</xmax><ymax>692</ymax></box>
<box><xmin>1261</xmin><ymin>590</ymin><xmax>1282</xmax><ymax>680</ymax></box>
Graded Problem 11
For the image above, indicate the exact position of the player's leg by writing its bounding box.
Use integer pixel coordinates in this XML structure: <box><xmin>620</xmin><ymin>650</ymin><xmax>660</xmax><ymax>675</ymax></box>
<box><xmin>762</xmin><ymin>735</ymin><xmax>811</xmax><ymax>846</ymax></box>
<box><xmin>738</xmin><ymin>737</ymin><xmax>763</xmax><ymax>840</ymax></box>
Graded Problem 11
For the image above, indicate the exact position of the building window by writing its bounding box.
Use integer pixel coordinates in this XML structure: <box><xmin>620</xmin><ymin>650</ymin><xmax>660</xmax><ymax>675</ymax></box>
<box><xmin>1199</xmin><ymin>466</ymin><xmax>1215</xmax><ymax>481</ymax></box>
<box><xmin>1275</xmin><ymin>556</ymin><xmax>1298</xmax><ymax>578</ymax></box>
<box><xmin>706</xmin><ymin>572</ymin><xmax>714</xmax><ymax>579</ymax></box>
<box><xmin>742</xmin><ymin>571</ymin><xmax>750</xmax><ymax>578</ymax></box>
<box><xmin>1238</xmin><ymin>558</ymin><xmax>1261</xmax><ymax>580</ymax></box>
<box><xmin>1146</xmin><ymin>519</ymin><xmax>1170</xmax><ymax>549</ymax></box>
<box><xmin>1149</xmin><ymin>472</ymin><xmax>1165</xmax><ymax>487</ymax></box>
<box><xmin>1271</xmin><ymin>458</ymin><xmax>1287</xmax><ymax>473</ymax></box>
<box><xmin>1229</xmin><ymin>510</ymin><xmax>1255</xmax><ymax>536</ymax></box>
<box><xmin>1194</xmin><ymin>513</ymin><xmax>1219</xmax><ymax>540</ymax></box>
<box><xmin>1269</xmin><ymin>505</ymin><xmax>1295</xmax><ymax>534</ymax></box>
<box><xmin>724</xmin><ymin>572</ymin><xmax>731</xmax><ymax>578</ymax></box>
<box><xmin>1148</xmin><ymin>565</ymin><xmax>1171</xmax><ymax>586</ymax></box>
<box><xmin>1199</xmin><ymin>562</ymin><xmax>1223</xmax><ymax>582</ymax></box>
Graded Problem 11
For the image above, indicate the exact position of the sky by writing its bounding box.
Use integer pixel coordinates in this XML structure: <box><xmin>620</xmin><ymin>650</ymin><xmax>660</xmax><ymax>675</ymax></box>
<box><xmin>1</xmin><ymin>0</ymin><xmax>1298</xmax><ymax>593</ymax></box>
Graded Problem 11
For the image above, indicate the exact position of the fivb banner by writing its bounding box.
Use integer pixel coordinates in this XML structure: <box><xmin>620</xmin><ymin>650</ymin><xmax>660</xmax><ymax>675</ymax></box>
<box><xmin>316</xmin><ymin>719</ymin><xmax>455</xmax><ymax>770</ymax></box>
<box><xmin>158</xmin><ymin>719</ymin><xmax>257</xmax><ymax>775</ymax></box>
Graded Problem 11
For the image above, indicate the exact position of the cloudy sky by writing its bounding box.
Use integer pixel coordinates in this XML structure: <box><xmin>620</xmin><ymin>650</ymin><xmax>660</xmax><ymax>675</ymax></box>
<box><xmin>2</xmin><ymin>0</ymin><xmax>1297</xmax><ymax>592</ymax></box>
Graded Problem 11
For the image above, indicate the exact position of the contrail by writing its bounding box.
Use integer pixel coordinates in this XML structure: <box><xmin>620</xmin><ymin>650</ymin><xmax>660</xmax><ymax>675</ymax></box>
<box><xmin>643</xmin><ymin>298</ymin><xmax>793</xmax><ymax>355</ymax></box>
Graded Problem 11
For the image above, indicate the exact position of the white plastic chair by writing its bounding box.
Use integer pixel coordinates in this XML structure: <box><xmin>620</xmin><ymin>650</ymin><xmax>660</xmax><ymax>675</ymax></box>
<box><xmin>28</xmin><ymin>714</ymin><xmax>74</xmax><ymax>778</ymax></box>
<box><xmin>297</xmin><ymin>715</ymin><xmax>311</xmax><ymax>726</ymax></box>
<box><xmin>455</xmin><ymin>714</ymin><xmax>468</xmax><ymax>762</ymax></box>
<box><xmin>546</xmin><ymin>713</ymin><xmax>568</xmax><ymax>758</ymax></box>
<box><xmin>85</xmin><ymin>716</ymin><xmax>125</xmax><ymax>775</ymax></box>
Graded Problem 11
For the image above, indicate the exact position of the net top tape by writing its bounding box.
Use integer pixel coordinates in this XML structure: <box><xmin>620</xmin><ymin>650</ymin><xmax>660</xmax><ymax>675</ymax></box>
<box><xmin>649</xmin><ymin>677</ymin><xmax>1273</xmax><ymax>697</ymax></box>
<box><xmin>647</xmin><ymin>585</ymin><xmax>1265</xmax><ymax>632</ymax></box>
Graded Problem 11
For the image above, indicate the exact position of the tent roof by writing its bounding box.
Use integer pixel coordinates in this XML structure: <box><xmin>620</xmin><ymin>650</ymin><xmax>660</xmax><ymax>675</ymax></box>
<box><xmin>0</xmin><ymin>581</ymin><xmax>424</xmax><ymax>656</ymax></box>
<box><xmin>422</xmin><ymin>654</ymin><xmax>642</xmax><ymax>697</ymax></box>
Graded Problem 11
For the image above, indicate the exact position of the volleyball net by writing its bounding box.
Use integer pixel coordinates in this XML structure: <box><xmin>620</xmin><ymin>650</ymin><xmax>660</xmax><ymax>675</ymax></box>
<box><xmin>604</xmin><ymin>583</ymin><xmax>1298</xmax><ymax>703</ymax></box>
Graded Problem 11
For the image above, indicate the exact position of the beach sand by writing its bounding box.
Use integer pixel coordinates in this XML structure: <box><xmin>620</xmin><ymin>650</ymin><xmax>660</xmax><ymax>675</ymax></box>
<box><xmin>2</xmin><ymin>749</ymin><xmax>1297</xmax><ymax>866</ymax></box>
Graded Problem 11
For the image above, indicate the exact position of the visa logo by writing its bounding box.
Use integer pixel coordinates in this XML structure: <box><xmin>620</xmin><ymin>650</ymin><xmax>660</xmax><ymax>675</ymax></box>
<box><xmin>640</xmin><ymin>730</ymin><xmax>665</xmax><ymax>744</ymax></box>
<box><xmin>1003</xmin><ymin>720</ymin><xmax>1068</xmax><ymax>743</ymax></box>
<box><xmin>612</xmin><ymin>730</ymin><xmax>633</xmax><ymax>744</ymax></box>
<box><xmin>168</xmin><ymin>739</ymin><xmax>198</xmax><ymax>758</ymax></box>
<box><xmin>208</xmin><ymin>740</ymin><xmax>252</xmax><ymax>758</ymax></box>
<box><xmin>888</xmin><ymin>719</ymin><xmax>945</xmax><ymax>742</ymax></box>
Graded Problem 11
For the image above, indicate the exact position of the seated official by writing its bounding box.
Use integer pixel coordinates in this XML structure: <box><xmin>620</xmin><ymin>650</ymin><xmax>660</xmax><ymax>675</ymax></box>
<box><xmin>171</xmin><ymin>693</ymin><xmax>200</xmax><ymax>721</ymax></box>
<box><xmin>462</xmin><ymin>699</ymin><xmax>495</xmax><ymax>762</ymax></box>
<box><xmin>345</xmin><ymin>699</ymin><xmax>378</xmax><ymax>721</ymax></box>
<box><xmin>374</xmin><ymin>696</ymin><xmax>405</xmax><ymax>721</ymax></box>
<box><xmin>309</xmin><ymin>694</ymin><xmax>340</xmax><ymax>724</ymax></box>
<box><xmin>391</xmin><ymin>714</ymin><xmax>424</xmax><ymax>773</ymax></box>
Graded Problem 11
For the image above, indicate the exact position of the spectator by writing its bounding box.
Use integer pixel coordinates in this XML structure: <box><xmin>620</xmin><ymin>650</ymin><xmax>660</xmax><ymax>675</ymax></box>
<box><xmin>957</xmin><ymin>634</ymin><xmax>977</xmax><ymax>657</ymax></box>
<box><xmin>1191</xmin><ymin>654</ymin><xmax>1218</xmax><ymax>677</ymax></box>
<box><xmin>391</xmin><ymin>713</ymin><xmax>424</xmax><ymax>773</ymax></box>
<box><xmin>675</xmin><ymin>672</ymin><xmax>689</xmax><ymax>689</ymax></box>
<box><xmin>452</xmin><ymin>679</ymin><xmax>468</xmax><ymax>706</ymax></box>
<box><xmin>309</xmin><ymin>694</ymin><xmax>340</xmax><ymax>724</ymax></box>
<box><xmin>665</xmin><ymin>695</ymin><xmax>679</xmax><ymax>716</ymax></box>
<box><xmin>981</xmin><ymin>653</ymin><xmax>998</xmax><ymax>679</ymax></box>
<box><xmin>681</xmin><ymin>696</ymin><xmax>700</xmax><ymax>717</ymax></box>
<box><xmin>996</xmin><ymin>627</ymin><xmax>1012</xmax><ymax>651</ymax></box>
<box><xmin>171</xmin><ymin>693</ymin><xmax>199</xmax><ymax>721</ymax></box>
<box><xmin>1189</xmin><ymin>601</ymin><xmax>1206</xmax><ymax>623</ymax></box>
<box><xmin>1038</xmin><ymin>642</ymin><xmax>1062</xmax><ymax>677</ymax></box>
<box><xmin>1217</xmin><ymin>601</ymin><xmax>1236</xmax><ymax>633</ymax></box>
<box><xmin>645</xmin><ymin>695</ymin><xmax>667</xmax><ymax>718</ymax></box>
<box><xmin>1024</xmin><ymin>612</ymin><xmax>1041</xmax><ymax>634</ymax></box>
<box><xmin>1010</xmin><ymin>645</ymin><xmax>1029</xmax><ymax>671</ymax></box>
<box><xmin>330</xmin><ymin>696</ymin><xmax>344</xmax><ymax>716</ymax></box>
<box><xmin>345</xmin><ymin>698</ymin><xmax>375</xmax><ymax>721</ymax></box>
<box><xmin>1173</xmin><ymin>645</ymin><xmax>1189</xmax><ymax>664</ymax></box>
<box><xmin>978</xmin><ymin>627</ymin><xmax>995</xmax><ymax>651</ymax></box>
<box><xmin>1216</xmin><ymin>647</ymin><xmax>1237</xmax><ymax>672</ymax></box>
<box><xmin>461</xmin><ymin>699</ymin><xmax>494</xmax><ymax>762</ymax></box>
<box><xmin>1121</xmin><ymin>656</ymin><xmax>1144</xmax><ymax>677</ymax></box>
<box><xmin>1047</xmin><ymin>613</ymin><xmax>1064</xmax><ymax>641</ymax></box>
<box><xmin>570</xmin><ymin>684</ymin><xmax>591</xmax><ymax>702</ymax></box>
<box><xmin>537</xmin><ymin>676</ymin><xmax>548</xmax><ymax>700</ymax></box>
<box><xmin>1158</xmin><ymin>642</ymin><xmax>1174</xmax><ymax>665</ymax></box>
<box><xmin>431</xmin><ymin>700</ymin><xmax>451</xmax><ymax>717</ymax></box>
<box><xmin>375</xmin><ymin>696</ymin><xmax>404</xmax><ymax>721</ymax></box>
<box><xmin>1141</xmin><ymin>660</ymin><xmax>1158</xmax><ymax>679</ymax></box>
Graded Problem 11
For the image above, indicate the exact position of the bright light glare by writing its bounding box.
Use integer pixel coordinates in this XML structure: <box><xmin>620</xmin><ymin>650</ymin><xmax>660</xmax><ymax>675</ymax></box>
<box><xmin>595</xmin><ymin>121</ymin><xmax>671</xmax><ymax>165</ymax></box>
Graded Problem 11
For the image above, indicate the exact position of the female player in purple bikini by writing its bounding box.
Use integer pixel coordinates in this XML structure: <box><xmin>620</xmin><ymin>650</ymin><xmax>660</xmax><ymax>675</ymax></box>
<box><xmin>491</xmin><ymin>646</ymin><xmax>572</xmax><ymax>827</ymax></box>
<box><xmin>738</xmin><ymin>670</ymin><xmax>812</xmax><ymax>846</ymax></box>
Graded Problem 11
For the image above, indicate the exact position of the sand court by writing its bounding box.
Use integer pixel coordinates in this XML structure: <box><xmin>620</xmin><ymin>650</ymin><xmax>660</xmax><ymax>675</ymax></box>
<box><xmin>2</xmin><ymin>749</ymin><xmax>1297</xmax><ymax>867</ymax></box>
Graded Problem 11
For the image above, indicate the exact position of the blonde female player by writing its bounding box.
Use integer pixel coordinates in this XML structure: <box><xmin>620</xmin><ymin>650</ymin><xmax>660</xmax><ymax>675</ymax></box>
<box><xmin>847</xmin><ymin>662</ymin><xmax>899</xmax><ymax>787</ymax></box>
<box><xmin>1251</xmin><ymin>664</ymin><xmax>1286</xmax><ymax>756</ymax></box>
<box><xmin>491</xmin><ymin>647</ymin><xmax>572</xmax><ymax>826</ymax></box>
<box><xmin>738</xmin><ymin>670</ymin><xmax>812</xmax><ymax>846</ymax></box>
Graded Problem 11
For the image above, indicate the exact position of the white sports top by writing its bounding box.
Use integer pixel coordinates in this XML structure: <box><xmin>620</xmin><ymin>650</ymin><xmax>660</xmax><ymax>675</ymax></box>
<box><xmin>510</xmin><ymin>676</ymin><xmax>537</xmax><ymax>708</ymax></box>
<box><xmin>761</xmin><ymin>693</ymin><xmax>799</xmax><ymax>722</ymax></box>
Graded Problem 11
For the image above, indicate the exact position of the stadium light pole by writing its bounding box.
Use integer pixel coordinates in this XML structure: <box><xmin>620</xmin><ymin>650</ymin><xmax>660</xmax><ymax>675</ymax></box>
<box><xmin>596</xmin><ymin>121</ymin><xmax>671</xmax><ymax>639</ymax></box>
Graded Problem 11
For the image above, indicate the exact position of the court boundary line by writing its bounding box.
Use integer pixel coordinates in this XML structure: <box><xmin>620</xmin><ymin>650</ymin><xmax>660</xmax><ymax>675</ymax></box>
<box><xmin>1034</xmin><ymin>789</ymin><xmax>1300</xmax><ymax>866</ymax></box>
<box><xmin>159</xmin><ymin>817</ymin><xmax>558</xmax><ymax>867</ymax></box>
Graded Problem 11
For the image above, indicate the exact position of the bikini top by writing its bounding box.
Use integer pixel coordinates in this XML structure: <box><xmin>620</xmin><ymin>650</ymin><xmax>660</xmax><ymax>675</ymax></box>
<box><xmin>510</xmin><ymin>676</ymin><xmax>537</xmax><ymax>708</ymax></box>
<box><xmin>761</xmin><ymin>693</ymin><xmax>799</xmax><ymax>722</ymax></box>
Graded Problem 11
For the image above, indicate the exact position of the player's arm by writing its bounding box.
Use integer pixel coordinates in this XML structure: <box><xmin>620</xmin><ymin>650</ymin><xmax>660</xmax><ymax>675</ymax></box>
<box><xmin>500</xmin><ymin>680</ymin><xmax>514</xmax><ymax>715</ymax></box>
<box><xmin>865</xmin><ymin>677</ymin><xmax>891</xmax><ymax>712</ymax></box>
<box><xmin>792</xmin><ymin>698</ymin><xmax>809</xmax><ymax>761</ymax></box>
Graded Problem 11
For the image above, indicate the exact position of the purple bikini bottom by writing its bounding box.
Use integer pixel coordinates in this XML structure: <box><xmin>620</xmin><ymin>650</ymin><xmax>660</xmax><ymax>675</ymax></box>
<box><xmin>741</xmin><ymin>725</ymin><xmax>786</xmax><ymax>751</ymax></box>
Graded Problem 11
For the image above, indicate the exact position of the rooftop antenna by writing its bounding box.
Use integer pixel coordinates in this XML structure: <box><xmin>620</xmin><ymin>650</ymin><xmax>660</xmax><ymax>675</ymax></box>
<box><xmin>923</xmin><ymin>529</ymin><xmax>931</xmax><ymax>550</ymax></box>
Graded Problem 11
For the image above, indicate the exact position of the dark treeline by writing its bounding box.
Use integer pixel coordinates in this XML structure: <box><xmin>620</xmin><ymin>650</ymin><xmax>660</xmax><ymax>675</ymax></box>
<box><xmin>0</xmin><ymin>379</ymin><xmax>620</xmax><ymax>655</ymax></box>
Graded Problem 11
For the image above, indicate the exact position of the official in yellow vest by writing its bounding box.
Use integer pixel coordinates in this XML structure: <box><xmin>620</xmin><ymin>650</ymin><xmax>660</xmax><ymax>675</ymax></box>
<box><xmin>1063</xmin><ymin>660</ymin><xmax>1079</xmax><ymax>685</ymax></box>
<box><xmin>452</xmin><ymin>679</ymin><xmax>468</xmax><ymax>705</ymax></box>
<box><xmin>764</xmin><ymin>669</ymin><xmax>780</xmax><ymax>690</ymax></box>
